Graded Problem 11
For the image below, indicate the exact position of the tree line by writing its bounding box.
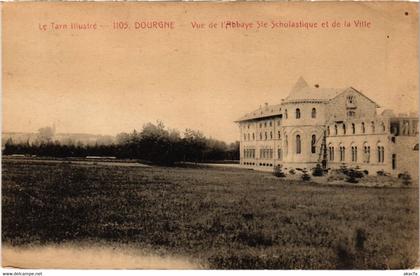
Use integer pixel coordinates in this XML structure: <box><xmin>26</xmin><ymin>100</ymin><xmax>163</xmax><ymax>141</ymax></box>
<box><xmin>3</xmin><ymin>122</ymin><xmax>239</xmax><ymax>165</ymax></box>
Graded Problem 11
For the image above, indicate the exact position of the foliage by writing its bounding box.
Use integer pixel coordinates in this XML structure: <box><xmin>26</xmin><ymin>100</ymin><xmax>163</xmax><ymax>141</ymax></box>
<box><xmin>377</xmin><ymin>170</ymin><xmax>386</xmax><ymax>176</ymax></box>
<box><xmin>2</xmin><ymin>122</ymin><xmax>240</xmax><ymax>165</ymax></box>
<box><xmin>399</xmin><ymin>172</ymin><xmax>412</xmax><ymax>186</ymax></box>
<box><xmin>312</xmin><ymin>164</ymin><xmax>324</xmax><ymax>177</ymax></box>
<box><xmin>301</xmin><ymin>169</ymin><xmax>311</xmax><ymax>181</ymax></box>
<box><xmin>273</xmin><ymin>165</ymin><xmax>285</xmax><ymax>177</ymax></box>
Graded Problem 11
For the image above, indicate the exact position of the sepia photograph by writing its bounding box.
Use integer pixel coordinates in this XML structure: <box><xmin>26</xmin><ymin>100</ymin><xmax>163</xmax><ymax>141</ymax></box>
<box><xmin>1</xmin><ymin>1</ymin><xmax>419</xmax><ymax>271</ymax></box>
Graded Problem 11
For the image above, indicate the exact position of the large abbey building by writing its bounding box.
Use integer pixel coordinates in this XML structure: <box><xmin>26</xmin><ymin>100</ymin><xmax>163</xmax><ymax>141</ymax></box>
<box><xmin>236</xmin><ymin>77</ymin><xmax>419</xmax><ymax>179</ymax></box>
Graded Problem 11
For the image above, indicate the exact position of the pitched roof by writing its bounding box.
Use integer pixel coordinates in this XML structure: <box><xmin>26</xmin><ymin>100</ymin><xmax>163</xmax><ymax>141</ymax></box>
<box><xmin>235</xmin><ymin>77</ymin><xmax>380</xmax><ymax>122</ymax></box>
<box><xmin>284</xmin><ymin>77</ymin><xmax>342</xmax><ymax>102</ymax></box>
<box><xmin>235</xmin><ymin>103</ymin><xmax>282</xmax><ymax>122</ymax></box>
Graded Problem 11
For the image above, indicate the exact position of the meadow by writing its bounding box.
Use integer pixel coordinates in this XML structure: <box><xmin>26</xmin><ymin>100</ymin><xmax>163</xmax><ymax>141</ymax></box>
<box><xmin>2</xmin><ymin>158</ymin><xmax>419</xmax><ymax>269</ymax></box>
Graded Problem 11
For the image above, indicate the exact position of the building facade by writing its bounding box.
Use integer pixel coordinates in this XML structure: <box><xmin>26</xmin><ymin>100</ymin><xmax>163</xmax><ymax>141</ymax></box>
<box><xmin>236</xmin><ymin>77</ymin><xmax>419</xmax><ymax>179</ymax></box>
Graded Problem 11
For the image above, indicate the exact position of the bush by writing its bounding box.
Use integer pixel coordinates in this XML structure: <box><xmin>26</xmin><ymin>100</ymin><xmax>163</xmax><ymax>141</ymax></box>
<box><xmin>273</xmin><ymin>165</ymin><xmax>285</xmax><ymax>177</ymax></box>
<box><xmin>301</xmin><ymin>170</ymin><xmax>311</xmax><ymax>181</ymax></box>
<box><xmin>312</xmin><ymin>164</ymin><xmax>324</xmax><ymax>177</ymax></box>
<box><xmin>289</xmin><ymin>169</ymin><xmax>296</xmax><ymax>175</ymax></box>
<box><xmin>346</xmin><ymin>176</ymin><xmax>359</xmax><ymax>184</ymax></box>
<box><xmin>349</xmin><ymin>169</ymin><xmax>364</xmax><ymax>179</ymax></box>
<box><xmin>363</xmin><ymin>170</ymin><xmax>369</xmax><ymax>175</ymax></box>
<box><xmin>346</xmin><ymin>170</ymin><xmax>360</xmax><ymax>183</ymax></box>
<box><xmin>376</xmin><ymin>170</ymin><xmax>385</xmax><ymax>176</ymax></box>
<box><xmin>338</xmin><ymin>164</ymin><xmax>349</xmax><ymax>175</ymax></box>
<box><xmin>400</xmin><ymin>172</ymin><xmax>412</xmax><ymax>186</ymax></box>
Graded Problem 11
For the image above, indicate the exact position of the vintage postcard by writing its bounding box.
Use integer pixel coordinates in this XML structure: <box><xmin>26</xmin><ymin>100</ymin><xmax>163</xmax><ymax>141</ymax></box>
<box><xmin>1</xmin><ymin>1</ymin><xmax>419</xmax><ymax>271</ymax></box>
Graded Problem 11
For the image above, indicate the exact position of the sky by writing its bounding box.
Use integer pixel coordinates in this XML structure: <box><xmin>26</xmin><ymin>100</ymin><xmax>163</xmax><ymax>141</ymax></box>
<box><xmin>3</xmin><ymin>2</ymin><xmax>419</xmax><ymax>143</ymax></box>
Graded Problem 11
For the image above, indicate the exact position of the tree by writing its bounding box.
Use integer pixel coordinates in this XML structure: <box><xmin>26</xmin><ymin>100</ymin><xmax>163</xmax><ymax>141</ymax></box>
<box><xmin>37</xmin><ymin>127</ymin><xmax>55</xmax><ymax>143</ymax></box>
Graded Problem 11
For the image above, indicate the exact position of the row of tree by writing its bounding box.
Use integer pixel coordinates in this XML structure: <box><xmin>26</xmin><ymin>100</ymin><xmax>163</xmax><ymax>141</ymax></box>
<box><xmin>3</xmin><ymin>122</ymin><xmax>239</xmax><ymax>165</ymax></box>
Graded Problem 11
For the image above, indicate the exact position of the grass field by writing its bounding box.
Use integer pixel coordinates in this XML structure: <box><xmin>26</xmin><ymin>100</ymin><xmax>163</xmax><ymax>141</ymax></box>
<box><xmin>2</xmin><ymin>159</ymin><xmax>419</xmax><ymax>269</ymax></box>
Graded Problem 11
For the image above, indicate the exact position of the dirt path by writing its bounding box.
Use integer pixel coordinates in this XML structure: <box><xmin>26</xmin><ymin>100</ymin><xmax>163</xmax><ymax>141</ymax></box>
<box><xmin>2</xmin><ymin>244</ymin><xmax>203</xmax><ymax>269</ymax></box>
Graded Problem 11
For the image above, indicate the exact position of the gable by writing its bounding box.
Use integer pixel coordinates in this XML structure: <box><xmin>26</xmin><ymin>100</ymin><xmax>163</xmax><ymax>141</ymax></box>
<box><xmin>331</xmin><ymin>87</ymin><xmax>380</xmax><ymax>108</ymax></box>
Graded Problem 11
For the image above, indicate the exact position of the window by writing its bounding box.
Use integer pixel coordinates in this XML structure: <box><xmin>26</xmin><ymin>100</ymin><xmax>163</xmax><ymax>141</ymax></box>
<box><xmin>278</xmin><ymin>131</ymin><xmax>281</xmax><ymax>139</ymax></box>
<box><xmin>296</xmin><ymin>108</ymin><xmax>301</xmax><ymax>119</ymax></box>
<box><xmin>381</xmin><ymin>122</ymin><xmax>386</xmax><ymax>132</ymax></box>
<box><xmin>259</xmin><ymin>123</ymin><xmax>262</xmax><ymax>128</ymax></box>
<box><xmin>361</xmin><ymin>122</ymin><xmax>365</xmax><ymax>133</ymax></box>
<box><xmin>284</xmin><ymin>109</ymin><xmax>288</xmax><ymax>119</ymax></box>
<box><xmin>296</xmin><ymin>135</ymin><xmax>301</xmax><ymax>154</ymax></box>
<box><xmin>377</xmin><ymin>146</ymin><xmax>385</xmax><ymax>163</ymax></box>
<box><xmin>334</xmin><ymin>125</ymin><xmax>338</xmax><ymax>135</ymax></box>
<box><xmin>364</xmin><ymin>144</ymin><xmax>370</xmax><ymax>163</ymax></box>
<box><xmin>311</xmin><ymin>108</ymin><xmax>317</xmax><ymax>118</ymax></box>
<box><xmin>327</xmin><ymin>126</ymin><xmax>330</xmax><ymax>136</ymax></box>
<box><xmin>277</xmin><ymin>120</ymin><xmax>281</xmax><ymax>126</ymax></box>
<box><xmin>270</xmin><ymin>131</ymin><xmax>273</xmax><ymax>140</ymax></box>
<box><xmin>351</xmin><ymin>146</ymin><xmax>358</xmax><ymax>162</ymax></box>
<box><xmin>278</xmin><ymin>149</ymin><xmax>282</xmax><ymax>161</ymax></box>
<box><xmin>347</xmin><ymin>95</ymin><xmax>354</xmax><ymax>104</ymax></box>
<box><xmin>265</xmin><ymin>132</ymin><xmax>267</xmax><ymax>140</ymax></box>
<box><xmin>247</xmin><ymin>133</ymin><xmax>250</xmax><ymax>140</ymax></box>
<box><xmin>340</xmin><ymin>146</ymin><xmax>346</xmax><ymax>162</ymax></box>
<box><xmin>371</xmin><ymin>122</ymin><xmax>375</xmax><ymax>133</ymax></box>
<box><xmin>285</xmin><ymin>135</ymin><xmax>288</xmax><ymax>156</ymax></box>
<box><xmin>347</xmin><ymin>111</ymin><xmax>356</xmax><ymax>117</ymax></box>
<box><xmin>329</xmin><ymin>146</ymin><xmax>335</xmax><ymax>161</ymax></box>
<box><xmin>252</xmin><ymin>133</ymin><xmax>255</xmax><ymax>140</ymax></box>
<box><xmin>260</xmin><ymin>133</ymin><xmax>262</xmax><ymax>140</ymax></box>
<box><xmin>269</xmin><ymin>121</ymin><xmax>272</xmax><ymax>127</ymax></box>
<box><xmin>355</xmin><ymin>146</ymin><xmax>358</xmax><ymax>162</ymax></box>
<box><xmin>392</xmin><ymin>154</ymin><xmax>396</xmax><ymax>169</ymax></box>
<box><xmin>264</xmin><ymin>122</ymin><xmax>267</xmax><ymax>127</ymax></box>
<box><xmin>311</xmin><ymin>135</ymin><xmax>316</xmax><ymax>154</ymax></box>
<box><xmin>343</xmin><ymin>124</ymin><xmax>346</xmax><ymax>135</ymax></box>
<box><xmin>244</xmin><ymin>134</ymin><xmax>246</xmax><ymax>140</ymax></box>
<box><xmin>352</xmin><ymin>123</ymin><xmax>355</xmax><ymax>134</ymax></box>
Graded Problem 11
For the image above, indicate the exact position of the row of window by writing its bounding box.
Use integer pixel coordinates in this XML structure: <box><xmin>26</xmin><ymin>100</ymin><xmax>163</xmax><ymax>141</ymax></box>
<box><xmin>328</xmin><ymin>145</ymin><xmax>385</xmax><ymax>163</ymax></box>
<box><xmin>243</xmin><ymin>162</ymin><xmax>274</xmax><ymax>167</ymax></box>
<box><xmin>243</xmin><ymin>149</ymin><xmax>255</xmax><ymax>158</ymax></box>
<box><xmin>241</xmin><ymin>120</ymin><xmax>281</xmax><ymax>129</ymax></box>
<box><xmin>243</xmin><ymin>130</ymin><xmax>282</xmax><ymax>141</ymax></box>
<box><xmin>284</xmin><ymin>108</ymin><xmax>317</xmax><ymax>119</ymax></box>
<box><xmin>244</xmin><ymin>140</ymin><xmax>386</xmax><ymax>164</ymax></box>
<box><xmin>260</xmin><ymin>149</ymin><xmax>274</xmax><ymax>159</ymax></box>
<box><xmin>328</xmin><ymin>121</ymin><xmax>386</xmax><ymax>136</ymax></box>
